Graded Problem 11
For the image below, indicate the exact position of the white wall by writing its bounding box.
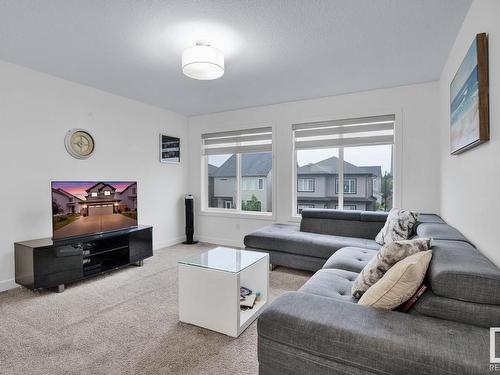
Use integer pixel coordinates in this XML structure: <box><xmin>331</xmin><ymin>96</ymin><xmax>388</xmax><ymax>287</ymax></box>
<box><xmin>188</xmin><ymin>82</ymin><xmax>440</xmax><ymax>247</ymax></box>
<box><xmin>439</xmin><ymin>0</ymin><xmax>500</xmax><ymax>266</ymax></box>
<box><xmin>0</xmin><ymin>61</ymin><xmax>189</xmax><ymax>291</ymax></box>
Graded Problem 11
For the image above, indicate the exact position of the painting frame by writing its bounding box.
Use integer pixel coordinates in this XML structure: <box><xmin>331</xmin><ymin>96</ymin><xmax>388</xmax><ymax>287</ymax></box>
<box><xmin>450</xmin><ymin>33</ymin><xmax>489</xmax><ymax>155</ymax></box>
<box><xmin>159</xmin><ymin>134</ymin><xmax>180</xmax><ymax>164</ymax></box>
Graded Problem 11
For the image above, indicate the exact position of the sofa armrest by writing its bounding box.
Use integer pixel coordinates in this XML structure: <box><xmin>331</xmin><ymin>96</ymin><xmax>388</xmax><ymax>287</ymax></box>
<box><xmin>258</xmin><ymin>292</ymin><xmax>488</xmax><ymax>375</ymax></box>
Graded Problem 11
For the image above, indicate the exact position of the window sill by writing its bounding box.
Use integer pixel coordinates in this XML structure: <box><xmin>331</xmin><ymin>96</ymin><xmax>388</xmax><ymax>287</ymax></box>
<box><xmin>199</xmin><ymin>210</ymin><xmax>276</xmax><ymax>221</ymax></box>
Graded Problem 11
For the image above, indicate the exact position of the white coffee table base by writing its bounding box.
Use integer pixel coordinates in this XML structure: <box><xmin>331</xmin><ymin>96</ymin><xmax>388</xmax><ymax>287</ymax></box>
<box><xmin>178</xmin><ymin>253</ymin><xmax>269</xmax><ymax>337</ymax></box>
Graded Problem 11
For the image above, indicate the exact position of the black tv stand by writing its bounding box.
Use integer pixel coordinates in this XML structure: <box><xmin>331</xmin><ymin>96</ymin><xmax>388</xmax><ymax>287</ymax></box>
<box><xmin>15</xmin><ymin>225</ymin><xmax>153</xmax><ymax>292</ymax></box>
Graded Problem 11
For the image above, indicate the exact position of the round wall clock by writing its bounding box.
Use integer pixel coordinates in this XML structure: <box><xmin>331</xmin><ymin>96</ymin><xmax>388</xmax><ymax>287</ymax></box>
<box><xmin>65</xmin><ymin>128</ymin><xmax>95</xmax><ymax>159</ymax></box>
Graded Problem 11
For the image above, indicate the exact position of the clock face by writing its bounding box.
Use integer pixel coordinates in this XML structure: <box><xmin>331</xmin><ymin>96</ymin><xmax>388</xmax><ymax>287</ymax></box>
<box><xmin>65</xmin><ymin>129</ymin><xmax>95</xmax><ymax>159</ymax></box>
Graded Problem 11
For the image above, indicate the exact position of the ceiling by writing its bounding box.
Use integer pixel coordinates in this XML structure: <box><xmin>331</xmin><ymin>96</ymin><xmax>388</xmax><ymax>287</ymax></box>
<box><xmin>0</xmin><ymin>0</ymin><xmax>471</xmax><ymax>116</ymax></box>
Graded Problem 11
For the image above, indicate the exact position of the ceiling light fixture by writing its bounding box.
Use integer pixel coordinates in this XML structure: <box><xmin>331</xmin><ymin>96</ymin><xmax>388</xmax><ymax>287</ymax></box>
<box><xmin>182</xmin><ymin>42</ymin><xmax>224</xmax><ymax>80</ymax></box>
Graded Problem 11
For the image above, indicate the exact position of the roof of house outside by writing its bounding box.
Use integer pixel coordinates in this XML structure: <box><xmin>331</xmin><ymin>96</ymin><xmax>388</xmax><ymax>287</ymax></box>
<box><xmin>207</xmin><ymin>164</ymin><xmax>218</xmax><ymax>177</ymax></box>
<box><xmin>297</xmin><ymin>156</ymin><xmax>377</xmax><ymax>176</ymax></box>
<box><xmin>361</xmin><ymin>166</ymin><xmax>382</xmax><ymax>178</ymax></box>
<box><xmin>211</xmin><ymin>153</ymin><xmax>272</xmax><ymax>178</ymax></box>
<box><xmin>208</xmin><ymin>154</ymin><xmax>381</xmax><ymax>178</ymax></box>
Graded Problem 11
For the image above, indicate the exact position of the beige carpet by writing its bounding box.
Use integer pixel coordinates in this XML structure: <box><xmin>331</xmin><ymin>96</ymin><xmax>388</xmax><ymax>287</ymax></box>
<box><xmin>0</xmin><ymin>243</ymin><xmax>312</xmax><ymax>375</ymax></box>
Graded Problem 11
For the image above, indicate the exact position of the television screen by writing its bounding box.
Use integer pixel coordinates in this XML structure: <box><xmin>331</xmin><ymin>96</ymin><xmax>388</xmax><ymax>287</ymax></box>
<box><xmin>51</xmin><ymin>181</ymin><xmax>138</xmax><ymax>240</ymax></box>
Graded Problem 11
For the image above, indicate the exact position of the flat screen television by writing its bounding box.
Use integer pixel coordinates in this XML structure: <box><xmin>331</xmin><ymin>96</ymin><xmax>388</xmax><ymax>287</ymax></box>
<box><xmin>51</xmin><ymin>181</ymin><xmax>138</xmax><ymax>240</ymax></box>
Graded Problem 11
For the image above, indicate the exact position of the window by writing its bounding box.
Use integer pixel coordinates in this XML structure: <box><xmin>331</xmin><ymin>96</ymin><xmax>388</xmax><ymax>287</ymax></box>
<box><xmin>335</xmin><ymin>178</ymin><xmax>357</xmax><ymax>194</ymax></box>
<box><xmin>294</xmin><ymin>115</ymin><xmax>394</xmax><ymax>213</ymax></box>
<box><xmin>297</xmin><ymin>178</ymin><xmax>315</xmax><ymax>192</ymax></box>
<box><xmin>91</xmin><ymin>192</ymin><xmax>98</xmax><ymax>197</ymax></box>
<box><xmin>104</xmin><ymin>190</ymin><xmax>111</xmax><ymax>196</ymax></box>
<box><xmin>207</xmin><ymin>154</ymin><xmax>236</xmax><ymax>210</ymax></box>
<box><xmin>202</xmin><ymin>127</ymin><xmax>273</xmax><ymax>214</ymax></box>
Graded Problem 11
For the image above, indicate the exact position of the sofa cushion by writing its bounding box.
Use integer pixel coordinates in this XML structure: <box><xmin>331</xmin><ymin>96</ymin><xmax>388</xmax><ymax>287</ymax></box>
<box><xmin>412</xmin><ymin>290</ymin><xmax>500</xmax><ymax>328</ymax></box>
<box><xmin>428</xmin><ymin>240</ymin><xmax>500</xmax><ymax>305</ymax></box>
<box><xmin>243</xmin><ymin>224</ymin><xmax>380</xmax><ymax>260</ymax></box>
<box><xmin>298</xmin><ymin>269</ymin><xmax>358</xmax><ymax>303</ymax></box>
<box><xmin>415</xmin><ymin>222</ymin><xmax>471</xmax><ymax>244</ymax></box>
<box><xmin>358</xmin><ymin>250</ymin><xmax>433</xmax><ymax>310</ymax></box>
<box><xmin>322</xmin><ymin>247</ymin><xmax>376</xmax><ymax>273</ymax></box>
<box><xmin>352</xmin><ymin>238</ymin><xmax>432</xmax><ymax>299</ymax></box>
<box><xmin>300</xmin><ymin>209</ymin><xmax>387</xmax><ymax>240</ymax></box>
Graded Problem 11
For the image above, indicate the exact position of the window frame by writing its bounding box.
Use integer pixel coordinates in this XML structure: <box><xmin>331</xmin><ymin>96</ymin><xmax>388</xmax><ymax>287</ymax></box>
<box><xmin>258</xmin><ymin>178</ymin><xmax>264</xmax><ymax>191</ymax></box>
<box><xmin>334</xmin><ymin>177</ymin><xmax>357</xmax><ymax>194</ymax></box>
<box><xmin>297</xmin><ymin>178</ymin><xmax>315</xmax><ymax>192</ymax></box>
<box><xmin>292</xmin><ymin>112</ymin><xmax>400</xmax><ymax>218</ymax></box>
<box><xmin>201</xmin><ymin>125</ymin><xmax>276</xmax><ymax>220</ymax></box>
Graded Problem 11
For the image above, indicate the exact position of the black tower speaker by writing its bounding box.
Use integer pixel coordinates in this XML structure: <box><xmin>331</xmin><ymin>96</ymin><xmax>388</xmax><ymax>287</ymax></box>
<box><xmin>183</xmin><ymin>194</ymin><xmax>198</xmax><ymax>245</ymax></box>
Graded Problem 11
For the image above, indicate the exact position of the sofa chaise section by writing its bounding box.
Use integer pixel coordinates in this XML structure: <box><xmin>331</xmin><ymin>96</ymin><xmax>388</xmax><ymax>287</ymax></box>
<box><xmin>258</xmin><ymin>292</ymin><xmax>490</xmax><ymax>375</ymax></box>
<box><xmin>255</xmin><ymin>209</ymin><xmax>500</xmax><ymax>373</ymax></box>
<box><xmin>244</xmin><ymin>210</ymin><xmax>385</xmax><ymax>271</ymax></box>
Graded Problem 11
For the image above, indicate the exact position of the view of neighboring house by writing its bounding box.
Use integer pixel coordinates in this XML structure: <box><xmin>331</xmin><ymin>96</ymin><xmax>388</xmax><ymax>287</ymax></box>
<box><xmin>52</xmin><ymin>188</ymin><xmax>83</xmax><ymax>214</ymax></box>
<box><xmin>297</xmin><ymin>156</ymin><xmax>384</xmax><ymax>213</ymax></box>
<box><xmin>362</xmin><ymin>166</ymin><xmax>382</xmax><ymax>205</ymax></box>
<box><xmin>208</xmin><ymin>153</ymin><xmax>272</xmax><ymax>212</ymax></box>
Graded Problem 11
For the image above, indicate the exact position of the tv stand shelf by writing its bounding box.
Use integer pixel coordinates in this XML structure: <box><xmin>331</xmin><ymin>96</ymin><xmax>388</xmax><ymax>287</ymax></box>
<box><xmin>15</xmin><ymin>225</ymin><xmax>153</xmax><ymax>292</ymax></box>
<box><xmin>82</xmin><ymin>245</ymin><xmax>129</xmax><ymax>258</ymax></box>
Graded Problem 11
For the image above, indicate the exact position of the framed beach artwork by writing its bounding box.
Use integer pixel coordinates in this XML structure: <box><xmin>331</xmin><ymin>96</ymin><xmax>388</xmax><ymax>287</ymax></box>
<box><xmin>450</xmin><ymin>33</ymin><xmax>489</xmax><ymax>155</ymax></box>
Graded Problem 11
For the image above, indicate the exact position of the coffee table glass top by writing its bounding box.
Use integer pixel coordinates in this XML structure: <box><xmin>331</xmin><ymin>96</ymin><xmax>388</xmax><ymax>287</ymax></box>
<box><xmin>178</xmin><ymin>247</ymin><xmax>267</xmax><ymax>273</ymax></box>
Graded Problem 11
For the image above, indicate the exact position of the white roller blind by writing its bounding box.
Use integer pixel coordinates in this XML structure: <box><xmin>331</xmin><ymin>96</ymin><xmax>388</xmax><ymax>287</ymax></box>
<box><xmin>202</xmin><ymin>127</ymin><xmax>273</xmax><ymax>155</ymax></box>
<box><xmin>293</xmin><ymin>115</ymin><xmax>395</xmax><ymax>150</ymax></box>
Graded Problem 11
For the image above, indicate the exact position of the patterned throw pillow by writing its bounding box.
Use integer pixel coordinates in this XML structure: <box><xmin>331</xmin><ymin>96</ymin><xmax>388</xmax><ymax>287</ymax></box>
<box><xmin>351</xmin><ymin>238</ymin><xmax>431</xmax><ymax>299</ymax></box>
<box><xmin>375</xmin><ymin>208</ymin><xmax>419</xmax><ymax>245</ymax></box>
<box><xmin>358</xmin><ymin>250</ymin><xmax>433</xmax><ymax>310</ymax></box>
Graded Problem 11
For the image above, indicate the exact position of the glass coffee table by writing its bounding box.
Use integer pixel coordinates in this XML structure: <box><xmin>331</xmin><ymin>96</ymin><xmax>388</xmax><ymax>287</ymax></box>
<box><xmin>178</xmin><ymin>247</ymin><xmax>269</xmax><ymax>337</ymax></box>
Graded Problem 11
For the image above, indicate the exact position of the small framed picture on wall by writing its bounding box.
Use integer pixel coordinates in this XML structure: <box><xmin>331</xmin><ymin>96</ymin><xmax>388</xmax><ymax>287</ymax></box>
<box><xmin>159</xmin><ymin>134</ymin><xmax>180</xmax><ymax>163</ymax></box>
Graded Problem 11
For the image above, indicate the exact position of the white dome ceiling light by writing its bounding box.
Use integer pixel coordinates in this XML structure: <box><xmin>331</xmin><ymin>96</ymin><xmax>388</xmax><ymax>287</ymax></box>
<box><xmin>182</xmin><ymin>42</ymin><xmax>224</xmax><ymax>80</ymax></box>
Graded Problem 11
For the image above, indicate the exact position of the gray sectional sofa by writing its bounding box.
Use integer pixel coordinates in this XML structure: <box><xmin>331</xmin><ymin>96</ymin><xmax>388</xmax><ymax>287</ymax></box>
<box><xmin>244</xmin><ymin>209</ymin><xmax>500</xmax><ymax>374</ymax></box>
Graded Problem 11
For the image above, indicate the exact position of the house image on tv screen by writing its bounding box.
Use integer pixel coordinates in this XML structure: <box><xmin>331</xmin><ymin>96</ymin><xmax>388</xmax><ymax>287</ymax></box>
<box><xmin>51</xmin><ymin>181</ymin><xmax>137</xmax><ymax>239</ymax></box>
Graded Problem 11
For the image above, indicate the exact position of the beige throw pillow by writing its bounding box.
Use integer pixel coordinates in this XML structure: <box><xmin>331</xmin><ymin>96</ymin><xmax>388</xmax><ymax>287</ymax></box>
<box><xmin>358</xmin><ymin>250</ymin><xmax>432</xmax><ymax>310</ymax></box>
<box><xmin>351</xmin><ymin>238</ymin><xmax>432</xmax><ymax>299</ymax></box>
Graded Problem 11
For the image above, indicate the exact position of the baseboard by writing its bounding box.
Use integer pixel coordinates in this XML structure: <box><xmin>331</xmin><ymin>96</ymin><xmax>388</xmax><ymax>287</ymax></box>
<box><xmin>154</xmin><ymin>236</ymin><xmax>185</xmax><ymax>250</ymax></box>
<box><xmin>195</xmin><ymin>235</ymin><xmax>244</xmax><ymax>249</ymax></box>
<box><xmin>0</xmin><ymin>278</ymin><xmax>18</xmax><ymax>292</ymax></box>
